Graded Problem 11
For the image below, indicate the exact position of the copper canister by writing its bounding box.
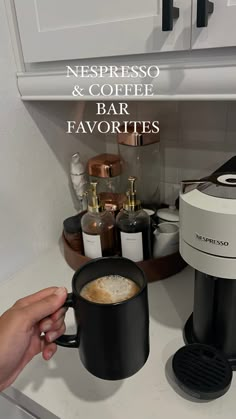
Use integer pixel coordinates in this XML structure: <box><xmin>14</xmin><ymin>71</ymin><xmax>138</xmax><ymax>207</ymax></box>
<box><xmin>86</xmin><ymin>154</ymin><xmax>125</xmax><ymax>212</ymax></box>
<box><xmin>87</xmin><ymin>153</ymin><xmax>122</xmax><ymax>178</ymax></box>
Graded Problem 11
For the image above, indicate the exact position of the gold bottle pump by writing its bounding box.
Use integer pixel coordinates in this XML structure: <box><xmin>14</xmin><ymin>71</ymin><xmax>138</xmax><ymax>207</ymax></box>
<box><xmin>88</xmin><ymin>182</ymin><xmax>103</xmax><ymax>213</ymax></box>
<box><xmin>123</xmin><ymin>176</ymin><xmax>141</xmax><ymax>212</ymax></box>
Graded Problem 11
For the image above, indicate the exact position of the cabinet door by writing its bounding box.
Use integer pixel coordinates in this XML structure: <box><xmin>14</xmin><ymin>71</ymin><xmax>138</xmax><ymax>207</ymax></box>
<box><xmin>192</xmin><ymin>0</ymin><xmax>236</xmax><ymax>49</ymax></box>
<box><xmin>14</xmin><ymin>0</ymin><xmax>191</xmax><ymax>63</ymax></box>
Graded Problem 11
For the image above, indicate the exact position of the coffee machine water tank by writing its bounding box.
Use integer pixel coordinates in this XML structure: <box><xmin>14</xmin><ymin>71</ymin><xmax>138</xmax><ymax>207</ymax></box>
<box><xmin>172</xmin><ymin>157</ymin><xmax>236</xmax><ymax>400</ymax></box>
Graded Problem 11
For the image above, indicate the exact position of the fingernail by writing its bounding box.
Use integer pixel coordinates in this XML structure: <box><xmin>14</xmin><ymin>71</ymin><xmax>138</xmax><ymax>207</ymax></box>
<box><xmin>47</xmin><ymin>331</ymin><xmax>57</xmax><ymax>342</ymax></box>
<box><xmin>47</xmin><ymin>350</ymin><xmax>53</xmax><ymax>360</ymax></box>
<box><xmin>42</xmin><ymin>321</ymin><xmax>52</xmax><ymax>332</ymax></box>
<box><xmin>54</xmin><ymin>287</ymin><xmax>66</xmax><ymax>296</ymax></box>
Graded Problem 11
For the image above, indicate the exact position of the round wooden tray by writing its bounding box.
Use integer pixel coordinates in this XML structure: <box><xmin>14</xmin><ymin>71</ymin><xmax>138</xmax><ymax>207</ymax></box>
<box><xmin>62</xmin><ymin>234</ymin><xmax>187</xmax><ymax>283</ymax></box>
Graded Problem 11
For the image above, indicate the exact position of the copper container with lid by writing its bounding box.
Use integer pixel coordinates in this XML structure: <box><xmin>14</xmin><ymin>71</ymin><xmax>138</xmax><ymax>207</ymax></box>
<box><xmin>87</xmin><ymin>153</ymin><xmax>123</xmax><ymax>178</ymax></box>
<box><xmin>86</xmin><ymin>153</ymin><xmax>125</xmax><ymax>212</ymax></box>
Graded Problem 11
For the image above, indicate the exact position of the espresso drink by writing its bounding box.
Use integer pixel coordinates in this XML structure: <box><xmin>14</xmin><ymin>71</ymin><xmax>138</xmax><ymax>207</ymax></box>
<box><xmin>80</xmin><ymin>275</ymin><xmax>140</xmax><ymax>304</ymax></box>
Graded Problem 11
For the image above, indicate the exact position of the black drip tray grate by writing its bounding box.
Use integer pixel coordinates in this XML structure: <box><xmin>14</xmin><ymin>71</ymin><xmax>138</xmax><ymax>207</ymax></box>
<box><xmin>172</xmin><ymin>344</ymin><xmax>232</xmax><ymax>400</ymax></box>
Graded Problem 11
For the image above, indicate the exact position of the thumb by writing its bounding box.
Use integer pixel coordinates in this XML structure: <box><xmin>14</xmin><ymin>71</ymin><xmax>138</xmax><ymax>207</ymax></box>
<box><xmin>24</xmin><ymin>287</ymin><xmax>68</xmax><ymax>325</ymax></box>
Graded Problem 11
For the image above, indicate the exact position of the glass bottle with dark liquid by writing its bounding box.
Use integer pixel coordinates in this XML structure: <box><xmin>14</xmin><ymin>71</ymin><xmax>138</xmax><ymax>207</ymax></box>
<box><xmin>116</xmin><ymin>177</ymin><xmax>151</xmax><ymax>262</ymax></box>
<box><xmin>81</xmin><ymin>182</ymin><xmax>116</xmax><ymax>258</ymax></box>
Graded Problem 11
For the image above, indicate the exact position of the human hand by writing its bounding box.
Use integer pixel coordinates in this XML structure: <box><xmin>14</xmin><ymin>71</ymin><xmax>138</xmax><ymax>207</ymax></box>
<box><xmin>0</xmin><ymin>287</ymin><xmax>67</xmax><ymax>391</ymax></box>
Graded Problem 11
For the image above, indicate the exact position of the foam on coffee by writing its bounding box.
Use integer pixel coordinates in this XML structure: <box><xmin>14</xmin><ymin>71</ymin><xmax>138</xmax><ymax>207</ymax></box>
<box><xmin>80</xmin><ymin>275</ymin><xmax>140</xmax><ymax>304</ymax></box>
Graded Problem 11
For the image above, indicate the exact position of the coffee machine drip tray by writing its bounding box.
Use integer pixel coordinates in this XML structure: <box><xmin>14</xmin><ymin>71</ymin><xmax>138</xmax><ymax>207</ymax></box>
<box><xmin>172</xmin><ymin>344</ymin><xmax>232</xmax><ymax>400</ymax></box>
<box><xmin>184</xmin><ymin>314</ymin><xmax>236</xmax><ymax>369</ymax></box>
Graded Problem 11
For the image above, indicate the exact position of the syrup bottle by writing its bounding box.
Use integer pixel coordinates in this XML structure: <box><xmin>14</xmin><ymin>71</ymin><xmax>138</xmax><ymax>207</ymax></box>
<box><xmin>116</xmin><ymin>176</ymin><xmax>151</xmax><ymax>262</ymax></box>
<box><xmin>81</xmin><ymin>182</ymin><xmax>116</xmax><ymax>258</ymax></box>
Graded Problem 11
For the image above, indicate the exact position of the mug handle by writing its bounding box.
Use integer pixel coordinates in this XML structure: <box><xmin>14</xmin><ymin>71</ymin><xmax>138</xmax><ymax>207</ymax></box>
<box><xmin>54</xmin><ymin>293</ymin><xmax>79</xmax><ymax>348</ymax></box>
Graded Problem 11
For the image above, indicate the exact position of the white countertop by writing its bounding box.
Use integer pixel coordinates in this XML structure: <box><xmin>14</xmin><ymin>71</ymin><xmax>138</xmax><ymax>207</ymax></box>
<box><xmin>1</xmin><ymin>245</ymin><xmax>236</xmax><ymax>419</ymax></box>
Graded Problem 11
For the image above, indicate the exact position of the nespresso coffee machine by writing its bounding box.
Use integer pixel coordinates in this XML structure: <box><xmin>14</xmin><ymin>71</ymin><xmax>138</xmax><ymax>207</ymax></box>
<box><xmin>172</xmin><ymin>157</ymin><xmax>236</xmax><ymax>400</ymax></box>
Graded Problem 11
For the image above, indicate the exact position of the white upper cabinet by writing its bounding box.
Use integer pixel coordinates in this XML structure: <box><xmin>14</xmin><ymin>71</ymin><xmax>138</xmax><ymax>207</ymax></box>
<box><xmin>14</xmin><ymin>0</ymin><xmax>191</xmax><ymax>63</ymax></box>
<box><xmin>191</xmin><ymin>0</ymin><xmax>236</xmax><ymax>49</ymax></box>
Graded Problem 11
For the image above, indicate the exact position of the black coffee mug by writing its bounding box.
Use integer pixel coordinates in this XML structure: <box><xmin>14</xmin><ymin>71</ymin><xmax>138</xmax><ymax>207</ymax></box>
<box><xmin>55</xmin><ymin>257</ymin><xmax>149</xmax><ymax>380</ymax></box>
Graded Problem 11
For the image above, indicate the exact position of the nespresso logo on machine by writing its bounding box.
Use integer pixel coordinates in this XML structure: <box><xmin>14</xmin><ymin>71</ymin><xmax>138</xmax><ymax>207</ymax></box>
<box><xmin>195</xmin><ymin>233</ymin><xmax>229</xmax><ymax>247</ymax></box>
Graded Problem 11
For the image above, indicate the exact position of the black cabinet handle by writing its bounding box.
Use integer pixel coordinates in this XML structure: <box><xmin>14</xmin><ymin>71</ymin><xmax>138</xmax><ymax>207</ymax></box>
<box><xmin>162</xmin><ymin>0</ymin><xmax>180</xmax><ymax>32</ymax></box>
<box><xmin>197</xmin><ymin>0</ymin><xmax>214</xmax><ymax>28</ymax></box>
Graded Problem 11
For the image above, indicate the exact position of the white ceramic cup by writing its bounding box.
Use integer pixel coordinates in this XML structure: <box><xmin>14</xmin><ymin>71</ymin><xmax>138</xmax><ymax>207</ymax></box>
<box><xmin>153</xmin><ymin>222</ymin><xmax>179</xmax><ymax>258</ymax></box>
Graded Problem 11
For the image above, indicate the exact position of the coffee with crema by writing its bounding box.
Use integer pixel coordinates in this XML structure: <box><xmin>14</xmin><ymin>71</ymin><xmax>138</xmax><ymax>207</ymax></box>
<box><xmin>80</xmin><ymin>275</ymin><xmax>140</xmax><ymax>304</ymax></box>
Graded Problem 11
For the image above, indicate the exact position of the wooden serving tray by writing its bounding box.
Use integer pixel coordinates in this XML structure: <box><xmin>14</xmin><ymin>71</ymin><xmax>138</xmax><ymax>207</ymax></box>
<box><xmin>62</xmin><ymin>234</ymin><xmax>187</xmax><ymax>283</ymax></box>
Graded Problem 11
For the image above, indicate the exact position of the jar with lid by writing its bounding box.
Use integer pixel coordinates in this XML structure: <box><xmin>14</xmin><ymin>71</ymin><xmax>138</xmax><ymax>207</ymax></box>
<box><xmin>117</xmin><ymin>123</ymin><xmax>161</xmax><ymax>209</ymax></box>
<box><xmin>86</xmin><ymin>153</ymin><xmax>126</xmax><ymax>215</ymax></box>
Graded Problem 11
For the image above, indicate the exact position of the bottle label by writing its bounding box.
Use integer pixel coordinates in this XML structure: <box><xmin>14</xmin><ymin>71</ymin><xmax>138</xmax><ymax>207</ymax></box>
<box><xmin>120</xmin><ymin>232</ymin><xmax>143</xmax><ymax>262</ymax></box>
<box><xmin>82</xmin><ymin>233</ymin><xmax>102</xmax><ymax>259</ymax></box>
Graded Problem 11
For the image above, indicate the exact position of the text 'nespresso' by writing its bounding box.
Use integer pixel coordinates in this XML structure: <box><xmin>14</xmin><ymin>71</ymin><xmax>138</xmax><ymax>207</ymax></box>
<box><xmin>195</xmin><ymin>233</ymin><xmax>229</xmax><ymax>246</ymax></box>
